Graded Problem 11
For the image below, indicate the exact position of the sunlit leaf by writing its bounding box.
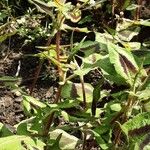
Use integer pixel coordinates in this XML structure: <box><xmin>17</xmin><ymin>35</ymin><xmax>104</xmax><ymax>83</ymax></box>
<box><xmin>0</xmin><ymin>21</ymin><xmax>17</xmax><ymax>42</ymax></box>
<box><xmin>23</xmin><ymin>95</ymin><xmax>46</xmax><ymax>108</ymax></box>
<box><xmin>29</xmin><ymin>0</ymin><xmax>54</xmax><ymax>16</ymax></box>
<box><xmin>61</xmin><ymin>111</ymin><xmax>69</xmax><ymax>121</ymax></box>
<box><xmin>117</xmin><ymin>27</ymin><xmax>140</xmax><ymax>42</ymax></box>
<box><xmin>110</xmin><ymin>103</ymin><xmax>121</xmax><ymax>112</ymax></box>
<box><xmin>61</xmin><ymin>81</ymin><xmax>93</xmax><ymax>103</ymax></box>
<box><xmin>0</xmin><ymin>135</ymin><xmax>45</xmax><ymax>150</ymax></box>
<box><xmin>49</xmin><ymin>129</ymin><xmax>79</xmax><ymax>149</ymax></box>
<box><xmin>107</xmin><ymin>42</ymin><xmax>138</xmax><ymax>84</ymax></box>
<box><xmin>126</xmin><ymin>4</ymin><xmax>139</xmax><ymax>10</ymax></box>
<box><xmin>68</xmin><ymin>8</ymin><xmax>81</xmax><ymax>23</ymax></box>
<box><xmin>137</xmin><ymin>20</ymin><xmax>150</xmax><ymax>27</ymax></box>
<box><xmin>121</xmin><ymin>112</ymin><xmax>150</xmax><ymax>149</ymax></box>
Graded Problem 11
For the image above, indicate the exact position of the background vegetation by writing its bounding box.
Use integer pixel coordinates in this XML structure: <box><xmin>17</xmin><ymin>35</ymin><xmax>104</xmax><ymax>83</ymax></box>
<box><xmin>0</xmin><ymin>0</ymin><xmax>150</xmax><ymax>149</ymax></box>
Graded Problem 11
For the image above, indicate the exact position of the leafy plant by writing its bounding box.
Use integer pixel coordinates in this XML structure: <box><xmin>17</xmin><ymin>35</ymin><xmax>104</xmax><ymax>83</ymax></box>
<box><xmin>0</xmin><ymin>0</ymin><xmax>150</xmax><ymax>149</ymax></box>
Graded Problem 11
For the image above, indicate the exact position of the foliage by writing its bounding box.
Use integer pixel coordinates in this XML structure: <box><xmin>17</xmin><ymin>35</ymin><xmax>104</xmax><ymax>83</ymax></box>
<box><xmin>0</xmin><ymin>0</ymin><xmax>150</xmax><ymax>149</ymax></box>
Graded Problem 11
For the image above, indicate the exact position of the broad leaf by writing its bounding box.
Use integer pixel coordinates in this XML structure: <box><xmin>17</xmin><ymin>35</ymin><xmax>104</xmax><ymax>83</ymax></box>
<box><xmin>116</xmin><ymin>27</ymin><xmax>140</xmax><ymax>42</ymax></box>
<box><xmin>107</xmin><ymin>42</ymin><xmax>138</xmax><ymax>85</ymax></box>
<box><xmin>49</xmin><ymin>129</ymin><xmax>79</xmax><ymax>150</ymax></box>
<box><xmin>0</xmin><ymin>135</ymin><xmax>45</xmax><ymax>150</ymax></box>
<box><xmin>61</xmin><ymin>81</ymin><xmax>93</xmax><ymax>103</ymax></box>
<box><xmin>121</xmin><ymin>112</ymin><xmax>150</xmax><ymax>149</ymax></box>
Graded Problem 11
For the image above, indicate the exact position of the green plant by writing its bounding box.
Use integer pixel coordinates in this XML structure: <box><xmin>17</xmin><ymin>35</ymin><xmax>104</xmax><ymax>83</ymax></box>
<box><xmin>0</xmin><ymin>0</ymin><xmax>150</xmax><ymax>149</ymax></box>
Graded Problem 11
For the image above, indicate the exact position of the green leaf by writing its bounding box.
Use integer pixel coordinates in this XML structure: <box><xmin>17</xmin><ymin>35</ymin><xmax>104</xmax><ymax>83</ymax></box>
<box><xmin>78</xmin><ymin>15</ymin><xmax>92</xmax><ymax>24</ymax></box>
<box><xmin>126</xmin><ymin>4</ymin><xmax>139</xmax><ymax>10</ymax></box>
<box><xmin>0</xmin><ymin>22</ymin><xmax>17</xmax><ymax>42</ymax></box>
<box><xmin>110</xmin><ymin>103</ymin><xmax>121</xmax><ymax>112</ymax></box>
<box><xmin>68</xmin><ymin>40</ymin><xmax>99</xmax><ymax>62</ymax></box>
<box><xmin>122</xmin><ymin>0</ymin><xmax>131</xmax><ymax>10</ymax></box>
<box><xmin>123</xmin><ymin>42</ymin><xmax>141</xmax><ymax>51</ymax></box>
<box><xmin>138</xmin><ymin>20</ymin><xmax>150</xmax><ymax>27</ymax></box>
<box><xmin>61</xmin><ymin>111</ymin><xmax>69</xmax><ymax>122</ymax></box>
<box><xmin>136</xmin><ymin>89</ymin><xmax>150</xmax><ymax>101</ymax></box>
<box><xmin>95</xmin><ymin>55</ymin><xmax>127</xmax><ymax>85</ymax></box>
<box><xmin>117</xmin><ymin>27</ymin><xmax>140</xmax><ymax>42</ymax></box>
<box><xmin>79</xmin><ymin>41</ymin><xmax>100</xmax><ymax>57</ymax></box>
<box><xmin>133</xmin><ymin>49</ymin><xmax>150</xmax><ymax>66</ymax></box>
<box><xmin>49</xmin><ymin>133</ymin><xmax>62</xmax><ymax>150</ymax></box>
<box><xmin>16</xmin><ymin>122</ymin><xmax>29</xmax><ymax>135</ymax></box>
<box><xmin>107</xmin><ymin>42</ymin><xmax>138</xmax><ymax>84</ymax></box>
<box><xmin>121</xmin><ymin>112</ymin><xmax>150</xmax><ymax>149</ymax></box>
<box><xmin>143</xmin><ymin>100</ymin><xmax>150</xmax><ymax>112</ymax></box>
<box><xmin>61</xmin><ymin>81</ymin><xmax>93</xmax><ymax>103</ymax></box>
<box><xmin>29</xmin><ymin>0</ymin><xmax>53</xmax><ymax>15</ymax></box>
<box><xmin>0</xmin><ymin>123</ymin><xmax>14</xmax><ymax>137</ymax></box>
<box><xmin>23</xmin><ymin>95</ymin><xmax>46</xmax><ymax>108</ymax></box>
<box><xmin>92</xmin><ymin>79</ymin><xmax>103</xmax><ymax>116</ymax></box>
<box><xmin>0</xmin><ymin>135</ymin><xmax>45</xmax><ymax>150</ymax></box>
<box><xmin>58</xmin><ymin>99</ymin><xmax>80</xmax><ymax>109</ymax></box>
<box><xmin>91</xmin><ymin>128</ymin><xmax>110</xmax><ymax>150</ymax></box>
<box><xmin>49</xmin><ymin>129</ymin><xmax>79</xmax><ymax>150</ymax></box>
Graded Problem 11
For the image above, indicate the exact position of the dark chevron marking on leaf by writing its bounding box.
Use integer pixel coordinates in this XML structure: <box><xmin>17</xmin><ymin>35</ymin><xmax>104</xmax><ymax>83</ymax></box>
<box><xmin>91</xmin><ymin>54</ymin><xmax>96</xmax><ymax>63</ymax></box>
<box><xmin>69</xmin><ymin>13</ymin><xmax>81</xmax><ymax>23</ymax></box>
<box><xmin>119</xmin><ymin>55</ymin><xmax>128</xmax><ymax>74</ymax></box>
<box><xmin>71</xmin><ymin>83</ymin><xmax>79</xmax><ymax>99</ymax></box>
<box><xmin>119</xmin><ymin>53</ymin><xmax>137</xmax><ymax>74</ymax></box>
<box><xmin>128</xmin><ymin>125</ymin><xmax>150</xmax><ymax>137</ymax></box>
<box><xmin>140</xmin><ymin>134</ymin><xmax>150</xmax><ymax>150</ymax></box>
<box><xmin>30</xmin><ymin>0</ymin><xmax>52</xmax><ymax>14</ymax></box>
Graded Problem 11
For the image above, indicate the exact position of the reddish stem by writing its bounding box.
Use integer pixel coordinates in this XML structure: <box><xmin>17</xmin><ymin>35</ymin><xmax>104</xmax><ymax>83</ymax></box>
<box><xmin>29</xmin><ymin>36</ymin><xmax>52</xmax><ymax>95</ymax></box>
<box><xmin>135</xmin><ymin>0</ymin><xmax>143</xmax><ymax>20</ymax></box>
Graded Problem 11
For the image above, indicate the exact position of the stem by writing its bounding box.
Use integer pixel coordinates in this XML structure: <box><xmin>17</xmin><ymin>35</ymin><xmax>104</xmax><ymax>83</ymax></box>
<box><xmin>114</xmin><ymin>128</ymin><xmax>122</xmax><ymax>147</ymax></box>
<box><xmin>43</xmin><ymin>29</ymin><xmax>63</xmax><ymax>138</ymax></box>
<box><xmin>135</xmin><ymin>0</ymin><xmax>143</xmax><ymax>20</ymax></box>
<box><xmin>114</xmin><ymin>95</ymin><xmax>136</xmax><ymax>146</ymax></box>
<box><xmin>82</xmin><ymin>131</ymin><xmax>87</xmax><ymax>150</ymax></box>
<box><xmin>29</xmin><ymin>35</ymin><xmax>53</xmax><ymax>95</ymax></box>
<box><xmin>30</xmin><ymin>59</ymin><xmax>44</xmax><ymax>95</ymax></box>
<box><xmin>54</xmin><ymin>85</ymin><xmax>62</xmax><ymax>103</ymax></box>
<box><xmin>56</xmin><ymin>30</ymin><xmax>61</xmax><ymax>76</ymax></box>
<box><xmin>80</xmin><ymin>76</ymin><xmax>86</xmax><ymax>109</ymax></box>
<box><xmin>111</xmin><ymin>0</ymin><xmax>116</xmax><ymax>15</ymax></box>
<box><xmin>43</xmin><ymin>111</ymin><xmax>55</xmax><ymax>136</ymax></box>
